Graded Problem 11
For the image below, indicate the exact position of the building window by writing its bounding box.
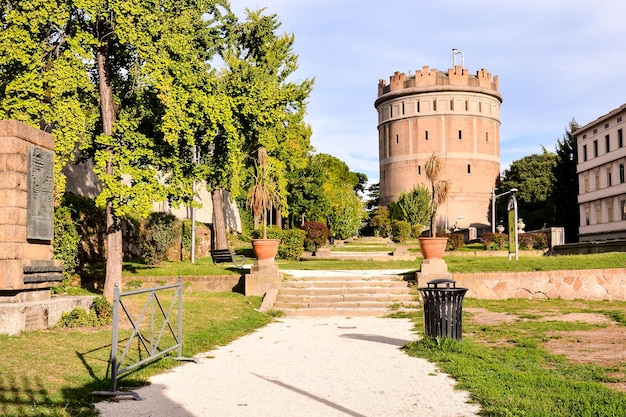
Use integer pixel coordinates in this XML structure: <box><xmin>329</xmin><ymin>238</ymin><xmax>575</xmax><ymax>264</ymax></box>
<box><xmin>417</xmin><ymin>101</ymin><xmax>420</xmax><ymax>113</ymax></box>
<box><xmin>478</xmin><ymin>102</ymin><xmax>482</xmax><ymax>112</ymax></box>
<box><xmin>596</xmin><ymin>202</ymin><xmax>602</xmax><ymax>224</ymax></box>
<box><xmin>594</xmin><ymin>169</ymin><xmax>600</xmax><ymax>190</ymax></box>
<box><xmin>458</xmin><ymin>130</ymin><xmax>462</xmax><ymax>140</ymax></box>
<box><xmin>583</xmin><ymin>134</ymin><xmax>587</xmax><ymax>139</ymax></box>
<box><xmin>418</xmin><ymin>165</ymin><xmax>421</xmax><ymax>175</ymax></box>
<box><xmin>396</xmin><ymin>134</ymin><xmax>399</xmax><ymax>144</ymax></box>
<box><xmin>619</xmin><ymin>129</ymin><xmax>623</xmax><ymax>148</ymax></box>
<box><xmin>608</xmin><ymin>198</ymin><xmax>614</xmax><ymax>222</ymax></box>
<box><xmin>425</xmin><ymin>130</ymin><xmax>429</xmax><ymax>141</ymax></box>
<box><xmin>621</xmin><ymin>198</ymin><xmax>626</xmax><ymax>220</ymax></box>
<box><xmin>433</xmin><ymin>100</ymin><xmax>437</xmax><ymax>111</ymax></box>
<box><xmin>608</xmin><ymin>170</ymin><xmax>612</xmax><ymax>187</ymax></box>
<box><xmin>465</xmin><ymin>100</ymin><xmax>468</xmax><ymax>111</ymax></box>
<box><xmin>401</xmin><ymin>102</ymin><xmax>405</xmax><ymax>115</ymax></box>
<box><xmin>593</xmin><ymin>140</ymin><xmax>598</xmax><ymax>157</ymax></box>
<box><xmin>467</xmin><ymin>164</ymin><xmax>471</xmax><ymax>174</ymax></box>
<box><xmin>606</xmin><ymin>135</ymin><xmax>610</xmax><ymax>152</ymax></box>
<box><xmin>486</xmin><ymin>132</ymin><xmax>489</xmax><ymax>142</ymax></box>
<box><xmin>583</xmin><ymin>174</ymin><xmax>589</xmax><ymax>192</ymax></box>
<box><xmin>450</xmin><ymin>99</ymin><xmax>454</xmax><ymax>111</ymax></box>
<box><xmin>593</xmin><ymin>128</ymin><xmax>598</xmax><ymax>134</ymax></box>
<box><xmin>583</xmin><ymin>145</ymin><xmax>587</xmax><ymax>161</ymax></box>
<box><xmin>605</xmin><ymin>123</ymin><xmax>610</xmax><ymax>129</ymax></box>
<box><xmin>621</xmin><ymin>164</ymin><xmax>625</xmax><ymax>183</ymax></box>
<box><xmin>618</xmin><ymin>116</ymin><xmax>623</xmax><ymax>123</ymax></box>
<box><xmin>585</xmin><ymin>204</ymin><xmax>590</xmax><ymax>225</ymax></box>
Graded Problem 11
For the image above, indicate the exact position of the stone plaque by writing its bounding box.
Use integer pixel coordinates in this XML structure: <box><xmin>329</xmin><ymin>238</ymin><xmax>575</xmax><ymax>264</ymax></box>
<box><xmin>27</xmin><ymin>146</ymin><xmax>54</xmax><ymax>241</ymax></box>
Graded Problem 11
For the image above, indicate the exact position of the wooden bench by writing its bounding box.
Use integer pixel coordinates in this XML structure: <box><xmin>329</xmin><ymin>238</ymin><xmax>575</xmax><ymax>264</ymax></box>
<box><xmin>210</xmin><ymin>249</ymin><xmax>246</xmax><ymax>267</ymax></box>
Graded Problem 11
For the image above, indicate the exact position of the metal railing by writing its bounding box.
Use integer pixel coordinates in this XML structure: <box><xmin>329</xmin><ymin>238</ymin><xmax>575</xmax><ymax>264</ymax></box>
<box><xmin>93</xmin><ymin>277</ymin><xmax>196</xmax><ymax>400</ymax></box>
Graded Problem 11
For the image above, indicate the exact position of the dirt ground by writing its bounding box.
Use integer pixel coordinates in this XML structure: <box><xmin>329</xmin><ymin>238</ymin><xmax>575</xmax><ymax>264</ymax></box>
<box><xmin>465</xmin><ymin>308</ymin><xmax>626</xmax><ymax>367</ymax></box>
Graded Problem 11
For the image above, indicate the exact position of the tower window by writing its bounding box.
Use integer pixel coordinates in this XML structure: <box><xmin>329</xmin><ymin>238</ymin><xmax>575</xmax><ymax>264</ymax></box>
<box><xmin>402</xmin><ymin>102</ymin><xmax>405</xmax><ymax>115</ymax></box>
<box><xmin>465</xmin><ymin>100</ymin><xmax>468</xmax><ymax>111</ymax></box>
<box><xmin>433</xmin><ymin>100</ymin><xmax>437</xmax><ymax>111</ymax></box>
<box><xmin>478</xmin><ymin>102</ymin><xmax>482</xmax><ymax>112</ymax></box>
<box><xmin>458</xmin><ymin>130</ymin><xmax>462</xmax><ymax>140</ymax></box>
<box><xmin>417</xmin><ymin>101</ymin><xmax>420</xmax><ymax>113</ymax></box>
<box><xmin>486</xmin><ymin>132</ymin><xmax>489</xmax><ymax>142</ymax></box>
<box><xmin>450</xmin><ymin>99</ymin><xmax>454</xmax><ymax>111</ymax></box>
<box><xmin>396</xmin><ymin>134</ymin><xmax>399</xmax><ymax>144</ymax></box>
<box><xmin>467</xmin><ymin>164</ymin><xmax>471</xmax><ymax>174</ymax></box>
<box><xmin>418</xmin><ymin>165</ymin><xmax>421</xmax><ymax>175</ymax></box>
<box><xmin>425</xmin><ymin>130</ymin><xmax>429</xmax><ymax>141</ymax></box>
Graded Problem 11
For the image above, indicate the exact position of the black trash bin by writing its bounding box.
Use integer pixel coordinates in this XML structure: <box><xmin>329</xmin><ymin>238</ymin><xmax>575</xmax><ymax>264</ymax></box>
<box><xmin>418</xmin><ymin>278</ymin><xmax>468</xmax><ymax>340</ymax></box>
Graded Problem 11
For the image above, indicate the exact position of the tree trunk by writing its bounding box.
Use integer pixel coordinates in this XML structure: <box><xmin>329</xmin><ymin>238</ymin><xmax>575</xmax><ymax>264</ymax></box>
<box><xmin>98</xmin><ymin>43</ymin><xmax>122</xmax><ymax>301</ymax></box>
<box><xmin>276</xmin><ymin>207</ymin><xmax>282</xmax><ymax>229</ymax></box>
<box><xmin>212</xmin><ymin>188</ymin><xmax>229</xmax><ymax>249</ymax></box>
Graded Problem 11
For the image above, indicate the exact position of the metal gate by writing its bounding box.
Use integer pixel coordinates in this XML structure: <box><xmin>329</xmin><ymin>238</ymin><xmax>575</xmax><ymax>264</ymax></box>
<box><xmin>93</xmin><ymin>277</ymin><xmax>197</xmax><ymax>400</ymax></box>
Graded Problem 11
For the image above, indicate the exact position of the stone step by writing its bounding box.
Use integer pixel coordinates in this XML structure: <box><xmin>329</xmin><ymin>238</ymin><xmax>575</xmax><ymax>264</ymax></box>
<box><xmin>281</xmin><ymin>280</ymin><xmax>410</xmax><ymax>289</ymax></box>
<box><xmin>275</xmin><ymin>293</ymin><xmax>416</xmax><ymax>304</ymax></box>
<box><xmin>273</xmin><ymin>272</ymin><xmax>420</xmax><ymax>317</ymax></box>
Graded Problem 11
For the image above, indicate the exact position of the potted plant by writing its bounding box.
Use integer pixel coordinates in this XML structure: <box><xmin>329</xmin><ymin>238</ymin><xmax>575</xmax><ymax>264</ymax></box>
<box><xmin>247</xmin><ymin>147</ymin><xmax>281</xmax><ymax>261</ymax></box>
<box><xmin>418</xmin><ymin>152</ymin><xmax>451</xmax><ymax>259</ymax></box>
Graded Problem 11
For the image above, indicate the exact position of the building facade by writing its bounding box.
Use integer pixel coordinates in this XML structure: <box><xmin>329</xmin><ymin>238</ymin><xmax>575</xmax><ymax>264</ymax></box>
<box><xmin>375</xmin><ymin>65</ymin><xmax>502</xmax><ymax>235</ymax></box>
<box><xmin>576</xmin><ymin>103</ymin><xmax>626</xmax><ymax>241</ymax></box>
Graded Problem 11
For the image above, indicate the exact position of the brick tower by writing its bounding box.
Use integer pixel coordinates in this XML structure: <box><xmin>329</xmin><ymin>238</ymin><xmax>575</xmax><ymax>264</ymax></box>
<box><xmin>375</xmin><ymin>63</ymin><xmax>502</xmax><ymax>236</ymax></box>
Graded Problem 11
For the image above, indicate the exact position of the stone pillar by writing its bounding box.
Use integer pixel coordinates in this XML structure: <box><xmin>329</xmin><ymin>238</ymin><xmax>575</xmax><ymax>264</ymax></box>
<box><xmin>244</xmin><ymin>260</ymin><xmax>281</xmax><ymax>297</ymax></box>
<box><xmin>0</xmin><ymin>120</ymin><xmax>62</xmax><ymax>303</ymax></box>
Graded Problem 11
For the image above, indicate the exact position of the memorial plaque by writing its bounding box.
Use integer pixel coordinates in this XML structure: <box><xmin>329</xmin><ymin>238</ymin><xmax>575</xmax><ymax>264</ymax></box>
<box><xmin>27</xmin><ymin>146</ymin><xmax>54</xmax><ymax>241</ymax></box>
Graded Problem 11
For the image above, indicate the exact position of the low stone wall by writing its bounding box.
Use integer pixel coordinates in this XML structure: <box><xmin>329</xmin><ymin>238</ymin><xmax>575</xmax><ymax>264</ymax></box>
<box><xmin>123</xmin><ymin>275</ymin><xmax>243</xmax><ymax>294</ymax></box>
<box><xmin>444</xmin><ymin>269</ymin><xmax>626</xmax><ymax>300</ymax></box>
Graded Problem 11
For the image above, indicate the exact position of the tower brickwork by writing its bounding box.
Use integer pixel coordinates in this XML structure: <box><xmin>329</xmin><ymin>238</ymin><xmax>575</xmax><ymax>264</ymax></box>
<box><xmin>375</xmin><ymin>65</ymin><xmax>502</xmax><ymax>234</ymax></box>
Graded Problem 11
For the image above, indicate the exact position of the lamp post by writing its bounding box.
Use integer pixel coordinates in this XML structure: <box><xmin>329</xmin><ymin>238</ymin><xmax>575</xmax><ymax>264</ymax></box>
<box><xmin>491</xmin><ymin>188</ymin><xmax>518</xmax><ymax>233</ymax></box>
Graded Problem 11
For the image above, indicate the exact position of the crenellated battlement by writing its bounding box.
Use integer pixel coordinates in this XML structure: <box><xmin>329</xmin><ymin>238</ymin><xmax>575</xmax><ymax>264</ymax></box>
<box><xmin>378</xmin><ymin>66</ymin><xmax>499</xmax><ymax>96</ymax></box>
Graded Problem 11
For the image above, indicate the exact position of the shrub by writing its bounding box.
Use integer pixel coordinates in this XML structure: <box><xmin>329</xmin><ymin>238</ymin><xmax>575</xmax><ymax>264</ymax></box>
<box><xmin>444</xmin><ymin>233</ymin><xmax>464</xmax><ymax>250</ymax></box>
<box><xmin>277</xmin><ymin>228</ymin><xmax>306</xmax><ymax>260</ymax></box>
<box><xmin>391</xmin><ymin>220</ymin><xmax>411</xmax><ymax>243</ymax></box>
<box><xmin>411</xmin><ymin>224</ymin><xmax>424</xmax><ymax>239</ymax></box>
<box><xmin>58</xmin><ymin>296</ymin><xmax>112</xmax><ymax>328</ymax></box>
<box><xmin>52</xmin><ymin>205</ymin><xmax>80</xmax><ymax>293</ymax></box>
<box><xmin>480</xmin><ymin>232</ymin><xmax>508</xmax><ymax>250</ymax></box>
<box><xmin>140</xmin><ymin>213</ymin><xmax>181</xmax><ymax>265</ymax></box>
<box><xmin>370</xmin><ymin>206</ymin><xmax>391</xmax><ymax>238</ymax></box>
<box><xmin>519</xmin><ymin>232</ymin><xmax>548</xmax><ymax>250</ymax></box>
<box><xmin>300</xmin><ymin>221</ymin><xmax>329</xmax><ymax>252</ymax></box>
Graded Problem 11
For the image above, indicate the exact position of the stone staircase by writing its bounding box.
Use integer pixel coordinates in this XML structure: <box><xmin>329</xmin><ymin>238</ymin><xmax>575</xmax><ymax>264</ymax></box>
<box><xmin>272</xmin><ymin>272</ymin><xmax>420</xmax><ymax>317</ymax></box>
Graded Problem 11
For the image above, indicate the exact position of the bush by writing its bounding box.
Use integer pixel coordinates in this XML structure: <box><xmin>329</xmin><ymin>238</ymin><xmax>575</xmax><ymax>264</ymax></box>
<box><xmin>140</xmin><ymin>213</ymin><xmax>181</xmax><ymax>265</ymax></box>
<box><xmin>480</xmin><ymin>232</ymin><xmax>508</xmax><ymax>250</ymax></box>
<box><xmin>52</xmin><ymin>205</ymin><xmax>80</xmax><ymax>293</ymax></box>
<box><xmin>444</xmin><ymin>233</ymin><xmax>464</xmax><ymax>250</ymax></box>
<box><xmin>391</xmin><ymin>220</ymin><xmax>411</xmax><ymax>243</ymax></box>
<box><xmin>58</xmin><ymin>296</ymin><xmax>112</xmax><ymax>328</ymax></box>
<box><xmin>411</xmin><ymin>224</ymin><xmax>424</xmax><ymax>238</ymax></box>
<box><xmin>300</xmin><ymin>221</ymin><xmax>329</xmax><ymax>252</ymax></box>
<box><xmin>519</xmin><ymin>232</ymin><xmax>548</xmax><ymax>250</ymax></box>
<box><xmin>277</xmin><ymin>228</ymin><xmax>306</xmax><ymax>260</ymax></box>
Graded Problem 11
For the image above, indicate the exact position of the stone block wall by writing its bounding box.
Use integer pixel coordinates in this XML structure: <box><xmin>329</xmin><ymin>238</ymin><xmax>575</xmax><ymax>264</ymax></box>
<box><xmin>0</xmin><ymin>120</ymin><xmax>61</xmax><ymax>302</ymax></box>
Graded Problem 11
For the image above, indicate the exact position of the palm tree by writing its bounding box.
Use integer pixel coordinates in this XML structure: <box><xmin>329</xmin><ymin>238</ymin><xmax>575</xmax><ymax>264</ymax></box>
<box><xmin>424</xmin><ymin>152</ymin><xmax>450</xmax><ymax>237</ymax></box>
<box><xmin>246</xmin><ymin>147</ymin><xmax>280</xmax><ymax>239</ymax></box>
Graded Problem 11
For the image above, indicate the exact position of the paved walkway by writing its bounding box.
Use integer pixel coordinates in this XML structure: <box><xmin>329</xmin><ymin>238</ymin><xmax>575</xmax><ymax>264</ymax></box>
<box><xmin>95</xmin><ymin>317</ymin><xmax>480</xmax><ymax>417</ymax></box>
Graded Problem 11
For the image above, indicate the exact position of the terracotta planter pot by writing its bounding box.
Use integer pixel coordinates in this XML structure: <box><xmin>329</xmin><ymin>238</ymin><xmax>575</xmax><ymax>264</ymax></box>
<box><xmin>418</xmin><ymin>237</ymin><xmax>448</xmax><ymax>260</ymax></box>
<box><xmin>251</xmin><ymin>239</ymin><xmax>280</xmax><ymax>261</ymax></box>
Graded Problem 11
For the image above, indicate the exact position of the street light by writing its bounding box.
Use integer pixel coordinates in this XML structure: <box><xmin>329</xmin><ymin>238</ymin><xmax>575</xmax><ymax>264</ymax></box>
<box><xmin>491</xmin><ymin>188</ymin><xmax>518</xmax><ymax>233</ymax></box>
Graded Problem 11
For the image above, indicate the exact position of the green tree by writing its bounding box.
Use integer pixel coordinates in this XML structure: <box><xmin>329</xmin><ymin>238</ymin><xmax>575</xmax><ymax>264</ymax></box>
<box><xmin>326</xmin><ymin>184</ymin><xmax>367</xmax><ymax>239</ymax></box>
<box><xmin>0</xmin><ymin>0</ymin><xmax>234</xmax><ymax>299</ymax></box>
<box><xmin>388</xmin><ymin>185</ymin><xmax>431</xmax><ymax>231</ymax></box>
<box><xmin>552</xmin><ymin>119</ymin><xmax>580</xmax><ymax>243</ymax></box>
<box><xmin>220</xmin><ymin>8</ymin><xmax>313</xmax><ymax>233</ymax></box>
<box><xmin>500</xmin><ymin>149</ymin><xmax>558</xmax><ymax>231</ymax></box>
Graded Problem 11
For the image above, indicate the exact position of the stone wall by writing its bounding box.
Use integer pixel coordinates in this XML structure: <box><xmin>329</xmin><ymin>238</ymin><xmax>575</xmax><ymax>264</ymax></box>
<box><xmin>442</xmin><ymin>269</ymin><xmax>626</xmax><ymax>300</ymax></box>
<box><xmin>0</xmin><ymin>121</ymin><xmax>62</xmax><ymax>302</ymax></box>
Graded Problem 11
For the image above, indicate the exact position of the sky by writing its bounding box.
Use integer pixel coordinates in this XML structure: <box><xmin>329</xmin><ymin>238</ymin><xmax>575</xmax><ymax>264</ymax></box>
<box><xmin>227</xmin><ymin>0</ymin><xmax>626</xmax><ymax>185</ymax></box>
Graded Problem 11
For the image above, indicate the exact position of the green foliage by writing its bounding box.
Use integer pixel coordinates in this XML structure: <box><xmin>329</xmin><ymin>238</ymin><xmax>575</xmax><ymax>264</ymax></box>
<box><xmin>300</xmin><ymin>221</ymin><xmax>330</xmax><ymax>251</ymax></box>
<box><xmin>389</xmin><ymin>185</ymin><xmax>431</xmax><ymax>229</ymax></box>
<box><xmin>277</xmin><ymin>228</ymin><xmax>306</xmax><ymax>261</ymax></box>
<box><xmin>480</xmin><ymin>232</ymin><xmax>508</xmax><ymax>250</ymax></box>
<box><xmin>370</xmin><ymin>206</ymin><xmax>392</xmax><ymax>237</ymax></box>
<box><xmin>58</xmin><ymin>296</ymin><xmax>112</xmax><ymax>328</ymax></box>
<box><xmin>391</xmin><ymin>220</ymin><xmax>411</xmax><ymax>243</ymax></box>
<box><xmin>553</xmin><ymin>120</ymin><xmax>580</xmax><ymax>243</ymax></box>
<box><xmin>140</xmin><ymin>213</ymin><xmax>181</xmax><ymax>265</ymax></box>
<box><xmin>519</xmin><ymin>232</ymin><xmax>549</xmax><ymax>249</ymax></box>
<box><xmin>444</xmin><ymin>233</ymin><xmax>464</xmax><ymax>250</ymax></box>
<box><xmin>501</xmin><ymin>150</ymin><xmax>558</xmax><ymax>230</ymax></box>
<box><xmin>52</xmin><ymin>205</ymin><xmax>80</xmax><ymax>293</ymax></box>
<box><xmin>326</xmin><ymin>184</ymin><xmax>367</xmax><ymax>239</ymax></box>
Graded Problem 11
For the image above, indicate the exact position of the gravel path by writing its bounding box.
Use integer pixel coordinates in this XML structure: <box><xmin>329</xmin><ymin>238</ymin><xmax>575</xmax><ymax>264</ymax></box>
<box><xmin>95</xmin><ymin>317</ymin><xmax>480</xmax><ymax>417</ymax></box>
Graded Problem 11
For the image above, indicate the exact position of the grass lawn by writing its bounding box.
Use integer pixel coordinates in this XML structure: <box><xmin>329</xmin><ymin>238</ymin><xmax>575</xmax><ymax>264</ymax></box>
<box><xmin>403</xmin><ymin>298</ymin><xmax>626</xmax><ymax>416</ymax></box>
<box><xmin>0</xmin><ymin>292</ymin><xmax>272</xmax><ymax>417</ymax></box>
